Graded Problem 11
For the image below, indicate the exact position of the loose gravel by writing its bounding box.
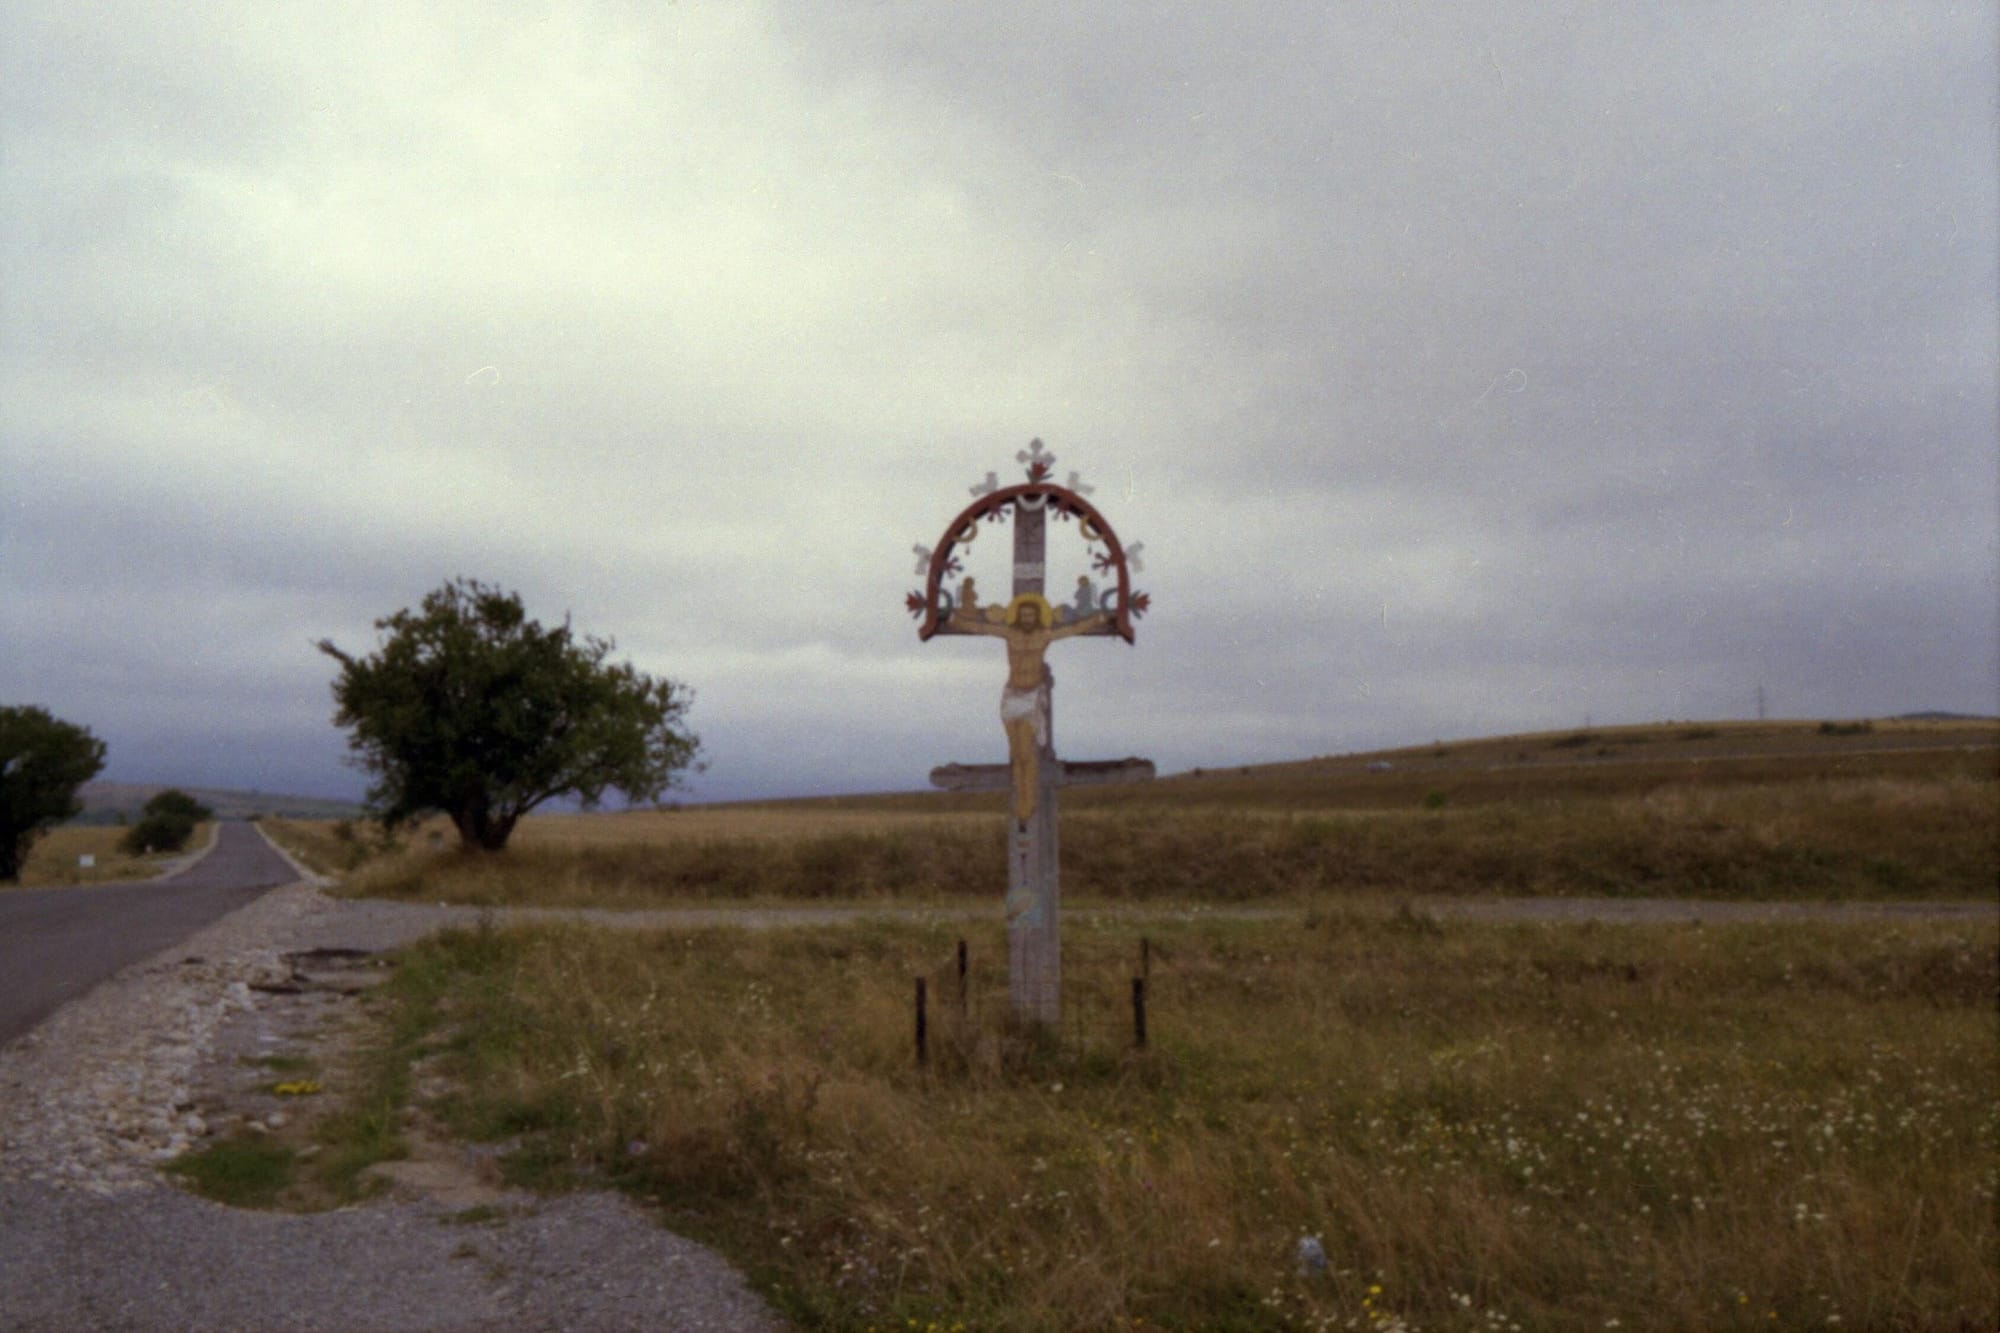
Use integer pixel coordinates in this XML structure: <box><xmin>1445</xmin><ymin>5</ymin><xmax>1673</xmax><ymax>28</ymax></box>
<box><xmin>0</xmin><ymin>872</ymin><xmax>785</xmax><ymax>1333</ymax></box>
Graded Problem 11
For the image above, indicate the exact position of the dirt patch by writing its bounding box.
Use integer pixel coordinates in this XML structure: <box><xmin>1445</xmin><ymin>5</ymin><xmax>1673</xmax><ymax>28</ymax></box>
<box><xmin>360</xmin><ymin>1129</ymin><xmax>512</xmax><ymax>1211</ymax></box>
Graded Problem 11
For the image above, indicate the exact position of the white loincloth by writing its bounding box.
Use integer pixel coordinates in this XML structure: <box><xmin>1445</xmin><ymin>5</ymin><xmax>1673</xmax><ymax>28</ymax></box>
<box><xmin>1000</xmin><ymin>683</ymin><xmax>1049</xmax><ymax>746</ymax></box>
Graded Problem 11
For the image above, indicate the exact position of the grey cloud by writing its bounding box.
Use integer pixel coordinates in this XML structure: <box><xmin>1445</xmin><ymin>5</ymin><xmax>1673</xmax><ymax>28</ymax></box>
<box><xmin>2</xmin><ymin>3</ymin><xmax>1992</xmax><ymax>804</ymax></box>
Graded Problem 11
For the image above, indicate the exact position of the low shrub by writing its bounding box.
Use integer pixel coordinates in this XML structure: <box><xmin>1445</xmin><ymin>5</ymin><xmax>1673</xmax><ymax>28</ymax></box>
<box><xmin>118</xmin><ymin>789</ymin><xmax>214</xmax><ymax>855</ymax></box>
<box><xmin>121</xmin><ymin>811</ymin><xmax>196</xmax><ymax>855</ymax></box>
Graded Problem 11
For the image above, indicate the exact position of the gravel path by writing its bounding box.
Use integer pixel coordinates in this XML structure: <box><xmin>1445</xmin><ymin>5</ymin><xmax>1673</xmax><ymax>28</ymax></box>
<box><xmin>0</xmin><ymin>1180</ymin><xmax>775</xmax><ymax>1332</ymax></box>
<box><xmin>0</xmin><ymin>850</ymin><xmax>786</xmax><ymax>1333</ymax></box>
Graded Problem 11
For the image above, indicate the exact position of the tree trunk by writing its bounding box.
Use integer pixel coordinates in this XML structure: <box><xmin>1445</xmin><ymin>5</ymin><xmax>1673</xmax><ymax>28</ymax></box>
<box><xmin>452</xmin><ymin>800</ymin><xmax>519</xmax><ymax>852</ymax></box>
<box><xmin>480</xmin><ymin>813</ymin><xmax>519</xmax><ymax>851</ymax></box>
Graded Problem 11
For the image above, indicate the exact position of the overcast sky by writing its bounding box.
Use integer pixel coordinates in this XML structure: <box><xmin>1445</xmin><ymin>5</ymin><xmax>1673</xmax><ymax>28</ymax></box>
<box><xmin>3</xmin><ymin>3</ymin><xmax>1995</xmax><ymax>804</ymax></box>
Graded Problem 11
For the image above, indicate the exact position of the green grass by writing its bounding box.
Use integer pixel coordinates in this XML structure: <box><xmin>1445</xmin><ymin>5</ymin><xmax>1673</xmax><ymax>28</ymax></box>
<box><xmin>164</xmin><ymin>1135</ymin><xmax>297</xmax><ymax>1209</ymax></box>
<box><xmin>168</xmin><ymin>940</ymin><xmax>481</xmax><ymax>1210</ymax></box>
<box><xmin>292</xmin><ymin>935</ymin><xmax>484</xmax><ymax>1202</ymax></box>
<box><xmin>353</xmin><ymin>914</ymin><xmax>1998</xmax><ymax>1331</ymax></box>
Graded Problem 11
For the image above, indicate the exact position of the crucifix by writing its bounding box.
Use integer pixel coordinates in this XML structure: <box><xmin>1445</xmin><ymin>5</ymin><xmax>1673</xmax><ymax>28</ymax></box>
<box><xmin>908</xmin><ymin>440</ymin><xmax>1154</xmax><ymax>1027</ymax></box>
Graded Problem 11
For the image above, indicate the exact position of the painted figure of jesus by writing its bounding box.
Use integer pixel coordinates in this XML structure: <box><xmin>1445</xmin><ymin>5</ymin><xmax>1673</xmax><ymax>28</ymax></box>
<box><xmin>952</xmin><ymin>593</ymin><xmax>1110</xmax><ymax>824</ymax></box>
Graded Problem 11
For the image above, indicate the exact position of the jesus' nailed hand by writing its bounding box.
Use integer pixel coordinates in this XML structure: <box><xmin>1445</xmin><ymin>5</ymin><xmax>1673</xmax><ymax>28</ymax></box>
<box><xmin>948</xmin><ymin>593</ymin><xmax>1113</xmax><ymax>826</ymax></box>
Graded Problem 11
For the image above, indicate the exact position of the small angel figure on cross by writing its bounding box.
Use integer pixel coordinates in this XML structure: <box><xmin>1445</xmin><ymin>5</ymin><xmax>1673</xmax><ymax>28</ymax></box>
<box><xmin>950</xmin><ymin>591</ymin><xmax>1111</xmax><ymax>824</ymax></box>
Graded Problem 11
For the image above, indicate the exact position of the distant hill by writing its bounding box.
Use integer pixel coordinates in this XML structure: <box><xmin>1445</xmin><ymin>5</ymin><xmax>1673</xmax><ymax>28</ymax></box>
<box><xmin>72</xmin><ymin>783</ymin><xmax>365</xmax><ymax>826</ymax></box>
<box><xmin>704</xmin><ymin>715</ymin><xmax>2000</xmax><ymax>815</ymax></box>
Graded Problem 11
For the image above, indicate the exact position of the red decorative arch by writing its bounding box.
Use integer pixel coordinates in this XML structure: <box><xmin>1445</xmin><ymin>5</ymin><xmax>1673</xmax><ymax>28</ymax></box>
<box><xmin>915</xmin><ymin>483</ymin><xmax>1141</xmax><ymax>643</ymax></box>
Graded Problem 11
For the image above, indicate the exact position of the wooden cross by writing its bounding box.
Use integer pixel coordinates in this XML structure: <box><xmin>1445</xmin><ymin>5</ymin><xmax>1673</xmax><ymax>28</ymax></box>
<box><xmin>908</xmin><ymin>440</ymin><xmax>1153</xmax><ymax>1026</ymax></box>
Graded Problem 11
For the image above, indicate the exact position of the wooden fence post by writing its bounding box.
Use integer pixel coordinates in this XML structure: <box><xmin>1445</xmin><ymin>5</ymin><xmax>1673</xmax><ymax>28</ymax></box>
<box><xmin>915</xmin><ymin>976</ymin><xmax>929</xmax><ymax>1066</ymax></box>
<box><xmin>957</xmin><ymin>939</ymin><xmax>969</xmax><ymax>1015</ymax></box>
<box><xmin>1132</xmin><ymin>976</ymin><xmax>1148</xmax><ymax>1050</ymax></box>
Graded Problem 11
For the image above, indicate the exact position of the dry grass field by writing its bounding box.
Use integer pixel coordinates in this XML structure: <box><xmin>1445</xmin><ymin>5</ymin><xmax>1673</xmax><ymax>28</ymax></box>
<box><xmin>222</xmin><ymin>720</ymin><xmax>1996</xmax><ymax>1329</ymax></box>
<box><xmin>733</xmin><ymin>717</ymin><xmax>2000</xmax><ymax>815</ymax></box>
<box><xmin>12</xmin><ymin>822</ymin><xmax>213</xmax><ymax>887</ymax></box>
<box><xmin>358</xmin><ymin>912</ymin><xmax>1995</xmax><ymax>1331</ymax></box>
<box><xmin>298</xmin><ymin>718</ymin><xmax>1998</xmax><ymax>910</ymax></box>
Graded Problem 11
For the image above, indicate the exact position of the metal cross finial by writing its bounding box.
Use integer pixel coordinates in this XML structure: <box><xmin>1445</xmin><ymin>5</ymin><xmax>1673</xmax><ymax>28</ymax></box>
<box><xmin>970</xmin><ymin>471</ymin><xmax>1000</xmax><ymax>498</ymax></box>
<box><xmin>1065</xmin><ymin>470</ymin><xmax>1094</xmax><ymax>497</ymax></box>
<box><xmin>912</xmin><ymin>544</ymin><xmax>934</xmax><ymax>576</ymax></box>
<box><xmin>1123</xmin><ymin>542</ymin><xmax>1145</xmax><ymax>574</ymax></box>
<box><xmin>1017</xmin><ymin>439</ymin><xmax>1055</xmax><ymax>479</ymax></box>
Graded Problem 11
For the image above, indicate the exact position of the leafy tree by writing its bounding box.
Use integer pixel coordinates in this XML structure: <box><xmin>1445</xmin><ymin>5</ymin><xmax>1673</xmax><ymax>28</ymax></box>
<box><xmin>121</xmin><ymin>814</ymin><xmax>192</xmax><ymax>856</ymax></box>
<box><xmin>142</xmin><ymin>788</ymin><xmax>214</xmax><ymax>824</ymax></box>
<box><xmin>317</xmin><ymin>578</ymin><xmax>701</xmax><ymax>852</ymax></box>
<box><xmin>0</xmin><ymin>705</ymin><xmax>107</xmax><ymax>882</ymax></box>
<box><xmin>120</xmin><ymin>788</ymin><xmax>214</xmax><ymax>856</ymax></box>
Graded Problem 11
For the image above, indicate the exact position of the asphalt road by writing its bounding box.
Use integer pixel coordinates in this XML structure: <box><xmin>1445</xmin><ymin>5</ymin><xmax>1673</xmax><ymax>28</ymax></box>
<box><xmin>0</xmin><ymin>822</ymin><xmax>303</xmax><ymax>1045</ymax></box>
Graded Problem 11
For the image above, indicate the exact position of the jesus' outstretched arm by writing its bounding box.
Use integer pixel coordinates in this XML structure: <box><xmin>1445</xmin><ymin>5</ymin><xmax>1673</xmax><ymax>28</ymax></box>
<box><xmin>1046</xmin><ymin>610</ymin><xmax>1113</xmax><ymax>641</ymax></box>
<box><xmin>946</xmin><ymin>611</ymin><xmax>1010</xmax><ymax>637</ymax></box>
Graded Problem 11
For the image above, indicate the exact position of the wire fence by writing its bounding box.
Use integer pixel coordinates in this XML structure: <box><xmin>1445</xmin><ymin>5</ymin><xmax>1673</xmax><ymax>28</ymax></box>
<box><xmin>909</xmin><ymin>935</ymin><xmax>1170</xmax><ymax>1067</ymax></box>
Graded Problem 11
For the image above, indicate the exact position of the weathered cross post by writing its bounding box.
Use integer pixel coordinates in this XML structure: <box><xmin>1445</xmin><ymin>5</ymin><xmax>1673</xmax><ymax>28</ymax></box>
<box><xmin>909</xmin><ymin>440</ymin><xmax>1153</xmax><ymax>1027</ymax></box>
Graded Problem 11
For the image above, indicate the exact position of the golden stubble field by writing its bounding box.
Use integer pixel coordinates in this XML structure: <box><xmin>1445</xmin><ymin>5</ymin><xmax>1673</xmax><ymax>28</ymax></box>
<box><xmin>265</xmin><ymin>718</ymin><xmax>1998</xmax><ymax>911</ymax></box>
<box><xmin>13</xmin><ymin>822</ymin><xmax>215</xmax><ymax>887</ymax></box>
<box><xmin>224</xmin><ymin>720</ymin><xmax>1998</xmax><ymax>1330</ymax></box>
